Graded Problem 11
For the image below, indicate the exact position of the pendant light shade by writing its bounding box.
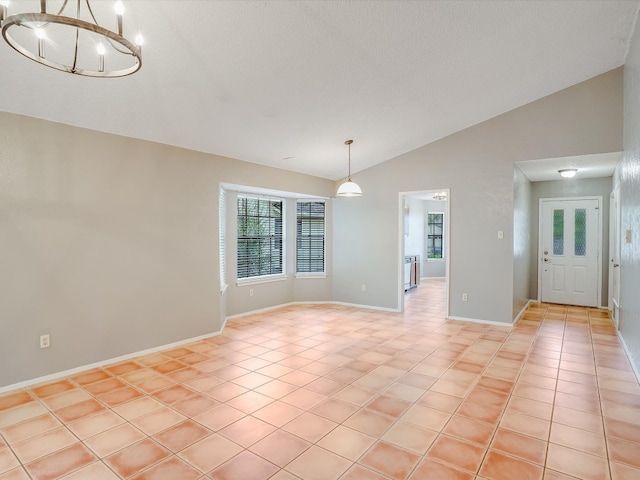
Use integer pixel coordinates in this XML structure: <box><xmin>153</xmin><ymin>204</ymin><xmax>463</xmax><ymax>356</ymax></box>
<box><xmin>336</xmin><ymin>139</ymin><xmax>362</xmax><ymax>197</ymax></box>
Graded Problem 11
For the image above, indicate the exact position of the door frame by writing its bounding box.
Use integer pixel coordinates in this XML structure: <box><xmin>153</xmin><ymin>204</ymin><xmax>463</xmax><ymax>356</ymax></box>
<box><xmin>398</xmin><ymin>189</ymin><xmax>450</xmax><ymax>316</ymax></box>
<box><xmin>609</xmin><ymin>186</ymin><xmax>621</xmax><ymax>328</ymax></box>
<box><xmin>537</xmin><ymin>196</ymin><xmax>603</xmax><ymax>307</ymax></box>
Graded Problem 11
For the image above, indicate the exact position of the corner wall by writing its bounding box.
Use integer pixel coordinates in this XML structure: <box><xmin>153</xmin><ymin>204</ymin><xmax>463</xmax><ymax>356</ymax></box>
<box><xmin>619</xmin><ymin>10</ymin><xmax>640</xmax><ymax>374</ymax></box>
<box><xmin>0</xmin><ymin>112</ymin><xmax>333</xmax><ymax>388</ymax></box>
<box><xmin>513</xmin><ymin>166</ymin><xmax>532</xmax><ymax>319</ymax></box>
<box><xmin>333</xmin><ymin>68</ymin><xmax>622</xmax><ymax>323</ymax></box>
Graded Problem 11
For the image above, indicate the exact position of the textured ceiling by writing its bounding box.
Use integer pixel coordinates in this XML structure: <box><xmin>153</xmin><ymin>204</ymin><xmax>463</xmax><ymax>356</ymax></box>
<box><xmin>0</xmin><ymin>1</ymin><xmax>638</xmax><ymax>180</ymax></box>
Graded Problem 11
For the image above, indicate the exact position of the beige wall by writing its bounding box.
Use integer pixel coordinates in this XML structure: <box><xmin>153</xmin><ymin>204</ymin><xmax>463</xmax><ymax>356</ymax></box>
<box><xmin>513</xmin><ymin>165</ymin><xmax>532</xmax><ymax>319</ymax></box>
<box><xmin>332</xmin><ymin>68</ymin><xmax>623</xmax><ymax>323</ymax></box>
<box><xmin>618</xmin><ymin>14</ymin><xmax>640</xmax><ymax>374</ymax></box>
<box><xmin>0</xmin><ymin>67</ymin><xmax>625</xmax><ymax>388</ymax></box>
<box><xmin>0</xmin><ymin>112</ymin><xmax>333</xmax><ymax>388</ymax></box>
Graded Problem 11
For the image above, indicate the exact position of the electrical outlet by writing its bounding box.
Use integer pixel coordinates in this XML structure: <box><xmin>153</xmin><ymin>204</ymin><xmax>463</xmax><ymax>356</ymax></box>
<box><xmin>361</xmin><ymin>284</ymin><xmax>366</xmax><ymax>292</ymax></box>
<box><xmin>249</xmin><ymin>288</ymin><xmax>254</xmax><ymax>297</ymax></box>
<box><xmin>40</xmin><ymin>334</ymin><xmax>50</xmax><ymax>349</ymax></box>
<box><xmin>462</xmin><ymin>293</ymin><xmax>468</xmax><ymax>302</ymax></box>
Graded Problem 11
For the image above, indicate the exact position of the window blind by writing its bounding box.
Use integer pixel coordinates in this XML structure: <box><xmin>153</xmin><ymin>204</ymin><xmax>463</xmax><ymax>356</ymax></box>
<box><xmin>296</xmin><ymin>201</ymin><xmax>325</xmax><ymax>273</ymax></box>
<box><xmin>237</xmin><ymin>195</ymin><xmax>284</xmax><ymax>279</ymax></box>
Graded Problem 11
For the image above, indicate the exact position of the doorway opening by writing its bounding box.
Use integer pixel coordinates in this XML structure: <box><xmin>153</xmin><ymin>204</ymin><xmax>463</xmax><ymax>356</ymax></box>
<box><xmin>399</xmin><ymin>190</ymin><xmax>450</xmax><ymax>316</ymax></box>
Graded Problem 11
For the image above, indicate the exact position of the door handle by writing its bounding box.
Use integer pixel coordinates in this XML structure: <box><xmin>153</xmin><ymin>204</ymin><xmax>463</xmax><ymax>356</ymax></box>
<box><xmin>543</xmin><ymin>258</ymin><xmax>550</xmax><ymax>263</ymax></box>
<box><xmin>614</xmin><ymin>263</ymin><xmax>620</xmax><ymax>268</ymax></box>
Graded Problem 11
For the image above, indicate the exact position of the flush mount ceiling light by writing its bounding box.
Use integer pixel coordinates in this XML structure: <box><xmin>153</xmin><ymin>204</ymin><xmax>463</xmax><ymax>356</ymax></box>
<box><xmin>558</xmin><ymin>168</ymin><xmax>578</xmax><ymax>178</ymax></box>
<box><xmin>0</xmin><ymin>0</ymin><xmax>143</xmax><ymax>77</ymax></box>
<box><xmin>336</xmin><ymin>139</ymin><xmax>363</xmax><ymax>197</ymax></box>
<box><xmin>433</xmin><ymin>192</ymin><xmax>447</xmax><ymax>201</ymax></box>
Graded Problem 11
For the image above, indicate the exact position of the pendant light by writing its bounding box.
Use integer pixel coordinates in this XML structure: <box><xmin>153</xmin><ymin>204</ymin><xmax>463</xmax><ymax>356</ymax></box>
<box><xmin>336</xmin><ymin>139</ymin><xmax>363</xmax><ymax>197</ymax></box>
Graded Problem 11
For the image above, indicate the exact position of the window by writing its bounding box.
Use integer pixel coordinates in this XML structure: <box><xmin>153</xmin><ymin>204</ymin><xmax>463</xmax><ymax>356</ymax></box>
<box><xmin>427</xmin><ymin>212</ymin><xmax>444</xmax><ymax>260</ymax></box>
<box><xmin>575</xmin><ymin>208</ymin><xmax>586</xmax><ymax>256</ymax></box>
<box><xmin>297</xmin><ymin>201</ymin><xmax>325</xmax><ymax>273</ymax></box>
<box><xmin>237</xmin><ymin>195</ymin><xmax>284</xmax><ymax>279</ymax></box>
<box><xmin>553</xmin><ymin>209</ymin><xmax>564</xmax><ymax>255</ymax></box>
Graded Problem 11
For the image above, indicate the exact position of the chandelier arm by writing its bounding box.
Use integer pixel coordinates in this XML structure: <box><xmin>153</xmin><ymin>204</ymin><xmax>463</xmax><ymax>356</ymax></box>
<box><xmin>106</xmin><ymin>38</ymin><xmax>135</xmax><ymax>56</ymax></box>
<box><xmin>55</xmin><ymin>0</ymin><xmax>70</xmax><ymax>16</ymax></box>
<box><xmin>84</xmin><ymin>0</ymin><xmax>99</xmax><ymax>26</ymax></box>
<box><xmin>71</xmin><ymin>0</ymin><xmax>80</xmax><ymax>72</ymax></box>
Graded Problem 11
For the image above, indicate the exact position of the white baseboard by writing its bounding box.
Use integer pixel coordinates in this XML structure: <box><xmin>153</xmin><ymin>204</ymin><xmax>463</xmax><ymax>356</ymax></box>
<box><xmin>329</xmin><ymin>301</ymin><xmax>401</xmax><ymax>313</ymax></box>
<box><xmin>0</xmin><ymin>330</ymin><xmax>223</xmax><ymax>395</ymax></box>
<box><xmin>618</xmin><ymin>332</ymin><xmax>640</xmax><ymax>384</ymax></box>
<box><xmin>446</xmin><ymin>315</ymin><xmax>513</xmax><ymax>328</ymax></box>
<box><xmin>512</xmin><ymin>299</ymin><xmax>533</xmax><ymax>326</ymax></box>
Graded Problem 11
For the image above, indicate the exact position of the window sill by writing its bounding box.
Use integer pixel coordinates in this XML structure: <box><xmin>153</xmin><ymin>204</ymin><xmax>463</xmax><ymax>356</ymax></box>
<box><xmin>295</xmin><ymin>273</ymin><xmax>327</xmax><ymax>279</ymax></box>
<box><xmin>236</xmin><ymin>274</ymin><xmax>288</xmax><ymax>287</ymax></box>
<box><xmin>426</xmin><ymin>258</ymin><xmax>445</xmax><ymax>263</ymax></box>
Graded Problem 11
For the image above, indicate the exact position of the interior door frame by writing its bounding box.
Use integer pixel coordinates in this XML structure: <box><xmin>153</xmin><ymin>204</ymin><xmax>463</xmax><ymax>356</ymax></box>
<box><xmin>398</xmin><ymin>189</ymin><xmax>450</xmax><ymax>316</ymax></box>
<box><xmin>537</xmin><ymin>196</ymin><xmax>603</xmax><ymax>307</ymax></box>
<box><xmin>609</xmin><ymin>186</ymin><xmax>621</xmax><ymax>328</ymax></box>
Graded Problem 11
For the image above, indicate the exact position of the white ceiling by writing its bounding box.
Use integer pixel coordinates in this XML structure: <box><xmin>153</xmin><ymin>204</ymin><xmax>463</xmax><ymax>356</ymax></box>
<box><xmin>1</xmin><ymin>1</ymin><xmax>638</xmax><ymax>180</ymax></box>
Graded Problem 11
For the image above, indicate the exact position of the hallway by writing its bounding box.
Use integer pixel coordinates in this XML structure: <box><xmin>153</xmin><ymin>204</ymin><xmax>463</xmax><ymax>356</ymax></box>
<box><xmin>0</xmin><ymin>280</ymin><xmax>638</xmax><ymax>479</ymax></box>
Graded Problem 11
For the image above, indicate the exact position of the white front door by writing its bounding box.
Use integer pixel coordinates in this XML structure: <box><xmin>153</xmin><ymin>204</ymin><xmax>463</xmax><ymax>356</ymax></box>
<box><xmin>540</xmin><ymin>198</ymin><xmax>600</xmax><ymax>307</ymax></box>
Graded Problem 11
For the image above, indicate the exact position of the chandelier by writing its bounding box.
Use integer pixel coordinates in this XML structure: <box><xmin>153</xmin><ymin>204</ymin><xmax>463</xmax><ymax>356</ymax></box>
<box><xmin>0</xmin><ymin>0</ymin><xmax>143</xmax><ymax>77</ymax></box>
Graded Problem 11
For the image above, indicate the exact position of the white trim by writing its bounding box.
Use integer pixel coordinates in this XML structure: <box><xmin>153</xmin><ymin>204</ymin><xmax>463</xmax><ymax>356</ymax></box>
<box><xmin>330</xmin><ymin>301</ymin><xmax>400</xmax><ymax>313</ymax></box>
<box><xmin>225</xmin><ymin>302</ymin><xmax>299</xmax><ymax>320</ymax></box>
<box><xmin>0</xmin><ymin>330</ymin><xmax>223</xmax><ymax>395</ymax></box>
<box><xmin>236</xmin><ymin>274</ymin><xmax>288</xmax><ymax>286</ymax></box>
<box><xmin>512</xmin><ymin>299</ymin><xmax>533</xmax><ymax>326</ymax></box>
<box><xmin>4</xmin><ymin>297</ymin><xmax>511</xmax><ymax>393</ymax></box>
<box><xmin>220</xmin><ymin>182</ymin><xmax>328</xmax><ymax>200</ymax></box>
<box><xmin>226</xmin><ymin>301</ymin><xmax>401</xmax><ymax>320</ymax></box>
<box><xmin>294</xmin><ymin>273</ymin><xmax>327</xmax><ymax>279</ymax></box>
<box><xmin>618</xmin><ymin>332</ymin><xmax>640</xmax><ymax>384</ymax></box>
<box><xmin>446</xmin><ymin>315</ymin><xmax>514</xmax><ymax>328</ymax></box>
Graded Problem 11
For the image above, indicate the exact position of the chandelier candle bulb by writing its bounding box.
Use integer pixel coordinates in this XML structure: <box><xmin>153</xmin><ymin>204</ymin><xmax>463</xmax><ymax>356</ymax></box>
<box><xmin>35</xmin><ymin>27</ymin><xmax>45</xmax><ymax>58</ymax></box>
<box><xmin>115</xmin><ymin>1</ymin><xmax>123</xmax><ymax>35</ymax></box>
<box><xmin>97</xmin><ymin>42</ymin><xmax>105</xmax><ymax>72</ymax></box>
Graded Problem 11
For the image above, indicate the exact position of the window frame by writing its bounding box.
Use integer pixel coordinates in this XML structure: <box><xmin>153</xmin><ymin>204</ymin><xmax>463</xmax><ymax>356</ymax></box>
<box><xmin>236</xmin><ymin>194</ymin><xmax>286</xmax><ymax>284</ymax></box>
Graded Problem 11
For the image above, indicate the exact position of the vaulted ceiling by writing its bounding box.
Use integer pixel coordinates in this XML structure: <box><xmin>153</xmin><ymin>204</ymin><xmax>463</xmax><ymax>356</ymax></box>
<box><xmin>1</xmin><ymin>1</ymin><xmax>638</xmax><ymax>180</ymax></box>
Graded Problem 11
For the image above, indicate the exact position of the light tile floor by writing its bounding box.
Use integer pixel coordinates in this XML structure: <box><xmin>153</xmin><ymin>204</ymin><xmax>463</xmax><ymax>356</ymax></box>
<box><xmin>1</xmin><ymin>279</ymin><xmax>640</xmax><ymax>479</ymax></box>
